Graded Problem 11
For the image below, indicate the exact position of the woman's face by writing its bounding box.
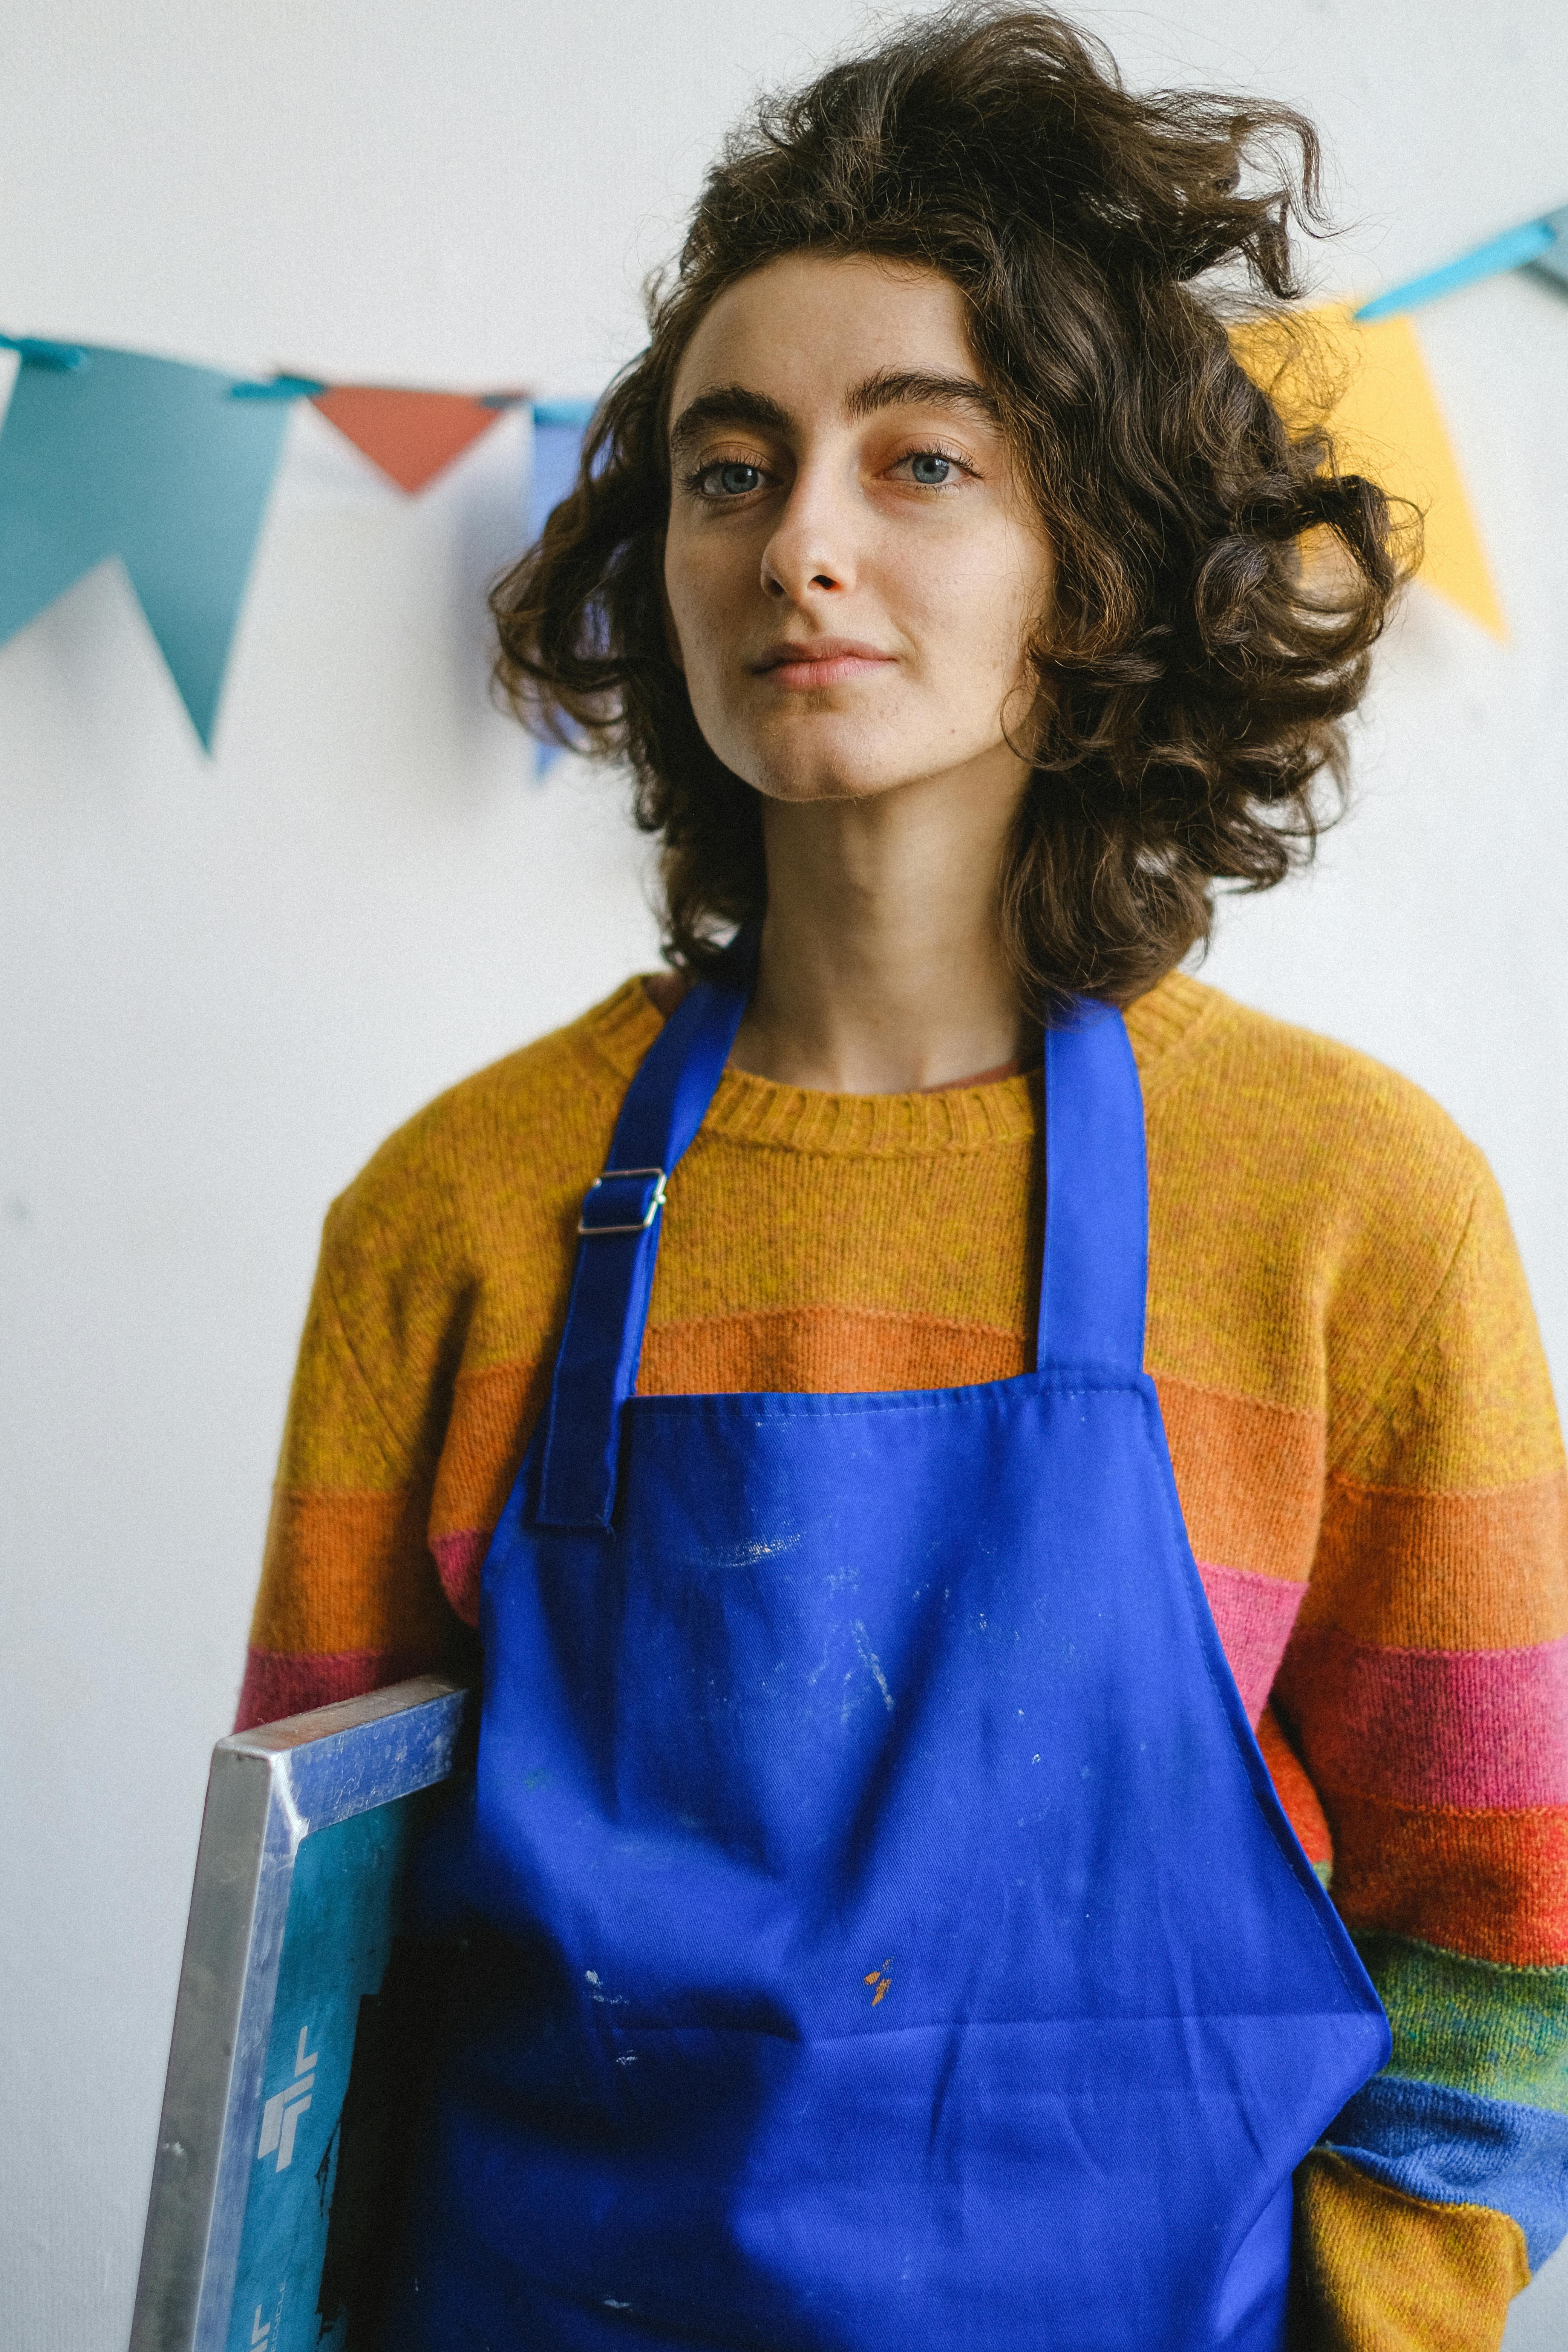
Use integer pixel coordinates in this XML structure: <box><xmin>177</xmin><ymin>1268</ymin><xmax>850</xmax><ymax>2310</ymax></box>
<box><xmin>662</xmin><ymin>251</ymin><xmax>1054</xmax><ymax>807</ymax></box>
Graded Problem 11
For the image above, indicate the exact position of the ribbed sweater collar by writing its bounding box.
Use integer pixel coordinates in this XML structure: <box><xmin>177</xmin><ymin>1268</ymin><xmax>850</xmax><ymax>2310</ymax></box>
<box><xmin>581</xmin><ymin>967</ymin><xmax>1227</xmax><ymax>1157</ymax></box>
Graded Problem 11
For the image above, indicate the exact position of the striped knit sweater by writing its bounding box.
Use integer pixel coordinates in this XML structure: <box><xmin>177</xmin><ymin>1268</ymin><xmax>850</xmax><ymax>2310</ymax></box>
<box><xmin>239</xmin><ymin>969</ymin><xmax>1568</xmax><ymax>2346</ymax></box>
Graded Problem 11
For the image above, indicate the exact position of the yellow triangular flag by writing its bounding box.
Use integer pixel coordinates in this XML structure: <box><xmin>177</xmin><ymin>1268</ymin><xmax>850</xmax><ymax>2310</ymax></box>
<box><xmin>1233</xmin><ymin>303</ymin><xmax>1504</xmax><ymax>640</ymax></box>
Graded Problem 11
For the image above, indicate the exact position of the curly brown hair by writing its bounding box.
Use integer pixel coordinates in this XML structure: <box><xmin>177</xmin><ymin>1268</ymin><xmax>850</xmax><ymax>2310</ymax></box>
<box><xmin>493</xmin><ymin>3</ymin><xmax>1413</xmax><ymax>1015</ymax></box>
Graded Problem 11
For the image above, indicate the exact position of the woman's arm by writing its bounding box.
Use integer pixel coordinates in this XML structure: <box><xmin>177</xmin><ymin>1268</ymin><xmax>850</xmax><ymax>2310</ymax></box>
<box><xmin>234</xmin><ymin>1207</ymin><xmax>460</xmax><ymax>1729</ymax></box>
<box><xmin>233</xmin><ymin>1003</ymin><xmax>626</xmax><ymax>1731</ymax></box>
<box><xmin>1282</xmin><ymin>1157</ymin><xmax>1568</xmax><ymax>2346</ymax></box>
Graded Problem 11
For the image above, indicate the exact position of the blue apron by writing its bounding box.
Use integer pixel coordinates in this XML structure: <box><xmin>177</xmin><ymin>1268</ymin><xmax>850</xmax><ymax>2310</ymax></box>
<box><xmin>388</xmin><ymin>968</ymin><xmax>1389</xmax><ymax>2350</ymax></box>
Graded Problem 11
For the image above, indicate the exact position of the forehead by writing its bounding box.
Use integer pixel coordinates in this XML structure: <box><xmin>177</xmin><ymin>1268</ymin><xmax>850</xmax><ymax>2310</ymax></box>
<box><xmin>669</xmin><ymin>252</ymin><xmax>977</xmax><ymax>419</ymax></box>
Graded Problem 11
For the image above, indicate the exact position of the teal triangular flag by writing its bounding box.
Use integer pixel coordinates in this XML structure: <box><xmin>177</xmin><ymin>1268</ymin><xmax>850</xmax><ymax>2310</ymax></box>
<box><xmin>0</xmin><ymin>343</ymin><xmax>291</xmax><ymax>745</ymax></box>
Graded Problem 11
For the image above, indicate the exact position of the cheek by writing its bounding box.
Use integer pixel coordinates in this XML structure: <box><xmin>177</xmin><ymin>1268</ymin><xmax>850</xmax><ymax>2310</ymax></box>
<box><xmin>665</xmin><ymin>521</ymin><xmax>749</xmax><ymax>650</ymax></box>
<box><xmin>983</xmin><ymin>530</ymin><xmax>1052</xmax><ymax>686</ymax></box>
<box><xmin>662</xmin><ymin>537</ymin><xmax>700</xmax><ymax>658</ymax></box>
<box><xmin>918</xmin><ymin>532</ymin><xmax>1049</xmax><ymax>692</ymax></box>
<box><xmin>663</xmin><ymin>537</ymin><xmax>744</xmax><ymax>742</ymax></box>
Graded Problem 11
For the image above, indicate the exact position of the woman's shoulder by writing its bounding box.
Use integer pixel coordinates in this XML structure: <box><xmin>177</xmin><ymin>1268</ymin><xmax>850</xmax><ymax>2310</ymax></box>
<box><xmin>1132</xmin><ymin>969</ymin><xmax>1486</xmax><ymax>1206</ymax></box>
<box><xmin>322</xmin><ymin>976</ymin><xmax>664</xmax><ymax>1263</ymax></box>
<box><xmin>1132</xmin><ymin>974</ymin><xmax>1526</xmax><ymax>1439</ymax></box>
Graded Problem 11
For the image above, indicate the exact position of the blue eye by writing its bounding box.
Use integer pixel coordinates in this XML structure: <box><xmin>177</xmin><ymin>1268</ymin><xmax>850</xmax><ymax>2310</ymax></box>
<box><xmin>706</xmin><ymin>461</ymin><xmax>763</xmax><ymax>496</ymax></box>
<box><xmin>908</xmin><ymin>452</ymin><xmax>953</xmax><ymax>485</ymax></box>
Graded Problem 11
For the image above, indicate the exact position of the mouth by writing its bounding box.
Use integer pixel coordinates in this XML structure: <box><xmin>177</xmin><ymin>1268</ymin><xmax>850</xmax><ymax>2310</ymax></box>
<box><xmin>749</xmin><ymin>638</ymin><xmax>898</xmax><ymax>691</ymax></box>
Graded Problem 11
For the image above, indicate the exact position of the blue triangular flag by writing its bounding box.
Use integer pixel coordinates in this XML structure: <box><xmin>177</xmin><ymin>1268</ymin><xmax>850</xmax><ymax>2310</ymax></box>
<box><xmin>0</xmin><ymin>343</ymin><xmax>292</xmax><ymax>745</ymax></box>
<box><xmin>528</xmin><ymin>398</ymin><xmax>594</xmax><ymax>545</ymax></box>
<box><xmin>527</xmin><ymin>400</ymin><xmax>596</xmax><ymax>776</ymax></box>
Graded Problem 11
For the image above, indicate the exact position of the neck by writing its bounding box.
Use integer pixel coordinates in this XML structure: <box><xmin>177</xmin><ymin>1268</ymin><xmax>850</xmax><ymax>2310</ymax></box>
<box><xmin>729</xmin><ymin>756</ymin><xmax>1032</xmax><ymax>1094</ymax></box>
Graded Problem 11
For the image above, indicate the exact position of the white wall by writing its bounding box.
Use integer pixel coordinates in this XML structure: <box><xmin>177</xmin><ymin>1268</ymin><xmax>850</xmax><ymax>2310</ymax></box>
<box><xmin>1</xmin><ymin>3</ymin><xmax>1564</xmax><ymax>2344</ymax></box>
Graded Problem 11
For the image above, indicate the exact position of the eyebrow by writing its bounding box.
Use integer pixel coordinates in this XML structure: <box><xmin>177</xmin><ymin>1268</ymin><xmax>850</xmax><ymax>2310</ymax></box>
<box><xmin>668</xmin><ymin>368</ymin><xmax>1001</xmax><ymax>461</ymax></box>
<box><xmin>846</xmin><ymin>368</ymin><xmax>1000</xmax><ymax>426</ymax></box>
<box><xmin>669</xmin><ymin>386</ymin><xmax>793</xmax><ymax>463</ymax></box>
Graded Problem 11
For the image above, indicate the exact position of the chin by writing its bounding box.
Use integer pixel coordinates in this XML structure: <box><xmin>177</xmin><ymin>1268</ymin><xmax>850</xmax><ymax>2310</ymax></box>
<box><xmin>748</xmin><ymin>765</ymin><xmax>900</xmax><ymax>806</ymax></box>
<box><xmin>737</xmin><ymin>728</ymin><xmax>915</xmax><ymax>808</ymax></box>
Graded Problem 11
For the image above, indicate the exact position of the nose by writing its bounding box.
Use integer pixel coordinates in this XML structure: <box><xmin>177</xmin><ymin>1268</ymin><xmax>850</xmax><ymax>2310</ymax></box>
<box><xmin>760</xmin><ymin>463</ymin><xmax>858</xmax><ymax>603</ymax></box>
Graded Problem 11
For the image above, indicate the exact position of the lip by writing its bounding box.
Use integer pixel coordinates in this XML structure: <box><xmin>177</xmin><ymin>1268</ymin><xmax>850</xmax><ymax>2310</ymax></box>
<box><xmin>750</xmin><ymin>637</ymin><xmax>897</xmax><ymax>690</ymax></box>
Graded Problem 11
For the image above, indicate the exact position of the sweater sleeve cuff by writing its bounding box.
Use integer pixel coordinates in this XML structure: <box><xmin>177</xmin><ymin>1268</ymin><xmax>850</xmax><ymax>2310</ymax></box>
<box><xmin>1324</xmin><ymin>2072</ymin><xmax>1568</xmax><ymax>2274</ymax></box>
<box><xmin>1294</xmin><ymin>2148</ymin><xmax>1530</xmax><ymax>2350</ymax></box>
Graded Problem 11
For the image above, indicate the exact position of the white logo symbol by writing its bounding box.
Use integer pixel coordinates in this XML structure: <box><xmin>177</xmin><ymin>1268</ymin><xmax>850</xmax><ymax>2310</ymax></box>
<box><xmin>257</xmin><ymin>2026</ymin><xmax>317</xmax><ymax>2171</ymax></box>
<box><xmin>251</xmin><ymin>2309</ymin><xmax>270</xmax><ymax>2346</ymax></box>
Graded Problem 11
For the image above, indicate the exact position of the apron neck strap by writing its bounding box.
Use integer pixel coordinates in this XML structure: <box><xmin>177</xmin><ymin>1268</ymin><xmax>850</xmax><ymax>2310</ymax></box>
<box><xmin>538</xmin><ymin>969</ymin><xmax>1147</xmax><ymax>1529</ymax></box>
<box><xmin>1037</xmin><ymin>1005</ymin><xmax>1148</xmax><ymax>1379</ymax></box>
<box><xmin>537</xmin><ymin>946</ymin><xmax>753</xmax><ymax>1527</ymax></box>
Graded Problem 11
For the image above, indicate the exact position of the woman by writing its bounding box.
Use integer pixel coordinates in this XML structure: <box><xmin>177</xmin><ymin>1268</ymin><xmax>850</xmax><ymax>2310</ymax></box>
<box><xmin>239</xmin><ymin>9</ymin><xmax>1567</xmax><ymax>2345</ymax></box>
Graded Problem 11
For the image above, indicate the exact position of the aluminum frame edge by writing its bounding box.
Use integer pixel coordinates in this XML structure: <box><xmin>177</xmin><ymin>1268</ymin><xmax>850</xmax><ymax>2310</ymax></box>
<box><xmin>128</xmin><ymin>1677</ymin><xmax>472</xmax><ymax>2352</ymax></box>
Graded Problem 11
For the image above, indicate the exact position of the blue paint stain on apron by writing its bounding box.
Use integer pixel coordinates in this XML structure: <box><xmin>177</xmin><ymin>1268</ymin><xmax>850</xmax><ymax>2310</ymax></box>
<box><xmin>384</xmin><ymin>963</ymin><xmax>1389</xmax><ymax>2349</ymax></box>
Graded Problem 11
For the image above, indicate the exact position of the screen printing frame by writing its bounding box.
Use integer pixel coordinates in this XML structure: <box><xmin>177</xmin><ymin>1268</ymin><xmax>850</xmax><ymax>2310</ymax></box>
<box><xmin>129</xmin><ymin>1674</ymin><xmax>474</xmax><ymax>2352</ymax></box>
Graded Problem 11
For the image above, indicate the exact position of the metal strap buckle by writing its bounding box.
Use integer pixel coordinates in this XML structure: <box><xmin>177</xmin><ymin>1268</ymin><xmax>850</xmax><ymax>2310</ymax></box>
<box><xmin>577</xmin><ymin>1165</ymin><xmax>668</xmax><ymax>1237</ymax></box>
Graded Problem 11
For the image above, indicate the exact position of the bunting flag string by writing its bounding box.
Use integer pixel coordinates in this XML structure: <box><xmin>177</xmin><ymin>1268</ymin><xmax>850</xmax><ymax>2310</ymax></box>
<box><xmin>0</xmin><ymin>219</ymin><xmax>1562</xmax><ymax>748</ymax></box>
<box><xmin>0</xmin><ymin>343</ymin><xmax>590</xmax><ymax>747</ymax></box>
<box><xmin>1354</xmin><ymin>202</ymin><xmax>1568</xmax><ymax>324</ymax></box>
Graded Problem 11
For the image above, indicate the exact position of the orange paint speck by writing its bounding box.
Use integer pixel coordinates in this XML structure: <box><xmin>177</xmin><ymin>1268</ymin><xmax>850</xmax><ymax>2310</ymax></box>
<box><xmin>872</xmin><ymin>1979</ymin><xmax>890</xmax><ymax>2006</ymax></box>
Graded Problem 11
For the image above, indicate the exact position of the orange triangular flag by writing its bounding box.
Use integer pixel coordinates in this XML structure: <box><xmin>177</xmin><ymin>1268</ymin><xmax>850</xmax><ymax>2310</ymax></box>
<box><xmin>310</xmin><ymin>387</ymin><xmax>508</xmax><ymax>492</ymax></box>
<box><xmin>1232</xmin><ymin>304</ymin><xmax>1505</xmax><ymax>640</ymax></box>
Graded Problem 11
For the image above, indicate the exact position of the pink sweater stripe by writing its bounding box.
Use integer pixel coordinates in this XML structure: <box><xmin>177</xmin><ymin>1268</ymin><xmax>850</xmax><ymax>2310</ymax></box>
<box><xmin>1196</xmin><ymin>1560</ymin><xmax>1308</xmax><ymax>1725</ymax></box>
<box><xmin>433</xmin><ymin>1527</ymin><xmax>488</xmax><ymax>1623</ymax></box>
<box><xmin>234</xmin><ymin>1643</ymin><xmax>435</xmax><ymax>1733</ymax></box>
<box><xmin>1277</xmin><ymin>1626</ymin><xmax>1568</xmax><ymax>1810</ymax></box>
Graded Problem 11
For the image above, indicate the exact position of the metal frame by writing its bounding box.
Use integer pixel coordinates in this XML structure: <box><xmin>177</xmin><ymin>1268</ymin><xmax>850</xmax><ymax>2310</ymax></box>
<box><xmin>128</xmin><ymin>1675</ymin><xmax>473</xmax><ymax>2352</ymax></box>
